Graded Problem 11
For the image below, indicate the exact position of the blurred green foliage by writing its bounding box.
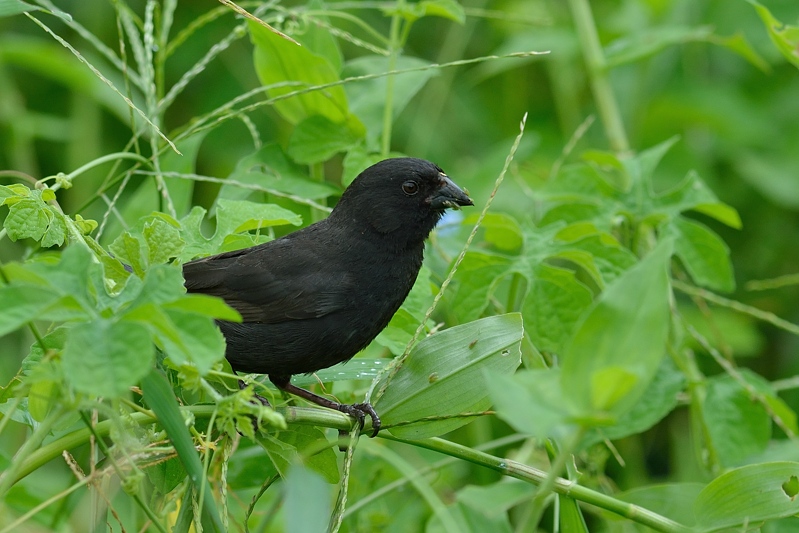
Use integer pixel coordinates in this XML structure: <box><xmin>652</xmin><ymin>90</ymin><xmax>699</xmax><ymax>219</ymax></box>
<box><xmin>2</xmin><ymin>0</ymin><xmax>799</xmax><ymax>531</ymax></box>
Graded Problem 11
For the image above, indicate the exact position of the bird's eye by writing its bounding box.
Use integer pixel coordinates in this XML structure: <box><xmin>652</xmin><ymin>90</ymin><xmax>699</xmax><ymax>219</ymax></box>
<box><xmin>402</xmin><ymin>180</ymin><xmax>419</xmax><ymax>196</ymax></box>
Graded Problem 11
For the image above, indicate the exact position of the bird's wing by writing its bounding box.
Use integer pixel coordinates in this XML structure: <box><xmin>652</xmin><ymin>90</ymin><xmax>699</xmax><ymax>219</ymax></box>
<box><xmin>183</xmin><ymin>239</ymin><xmax>354</xmax><ymax>324</ymax></box>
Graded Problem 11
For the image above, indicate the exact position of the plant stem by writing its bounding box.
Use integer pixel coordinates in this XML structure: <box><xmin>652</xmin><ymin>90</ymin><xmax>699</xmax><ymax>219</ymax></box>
<box><xmin>380</xmin><ymin>7</ymin><xmax>403</xmax><ymax>157</ymax></box>
<box><xmin>0</xmin><ymin>406</ymin><xmax>63</xmax><ymax>501</ymax></box>
<box><xmin>566</xmin><ymin>0</ymin><xmax>630</xmax><ymax>154</ymax></box>
<box><xmin>381</xmin><ymin>434</ymin><xmax>692</xmax><ymax>533</ymax></box>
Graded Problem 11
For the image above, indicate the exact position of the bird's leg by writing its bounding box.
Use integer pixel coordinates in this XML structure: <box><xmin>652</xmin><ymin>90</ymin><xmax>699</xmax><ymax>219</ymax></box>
<box><xmin>238</xmin><ymin>378</ymin><xmax>270</xmax><ymax>406</ymax></box>
<box><xmin>269</xmin><ymin>375</ymin><xmax>381</xmax><ymax>438</ymax></box>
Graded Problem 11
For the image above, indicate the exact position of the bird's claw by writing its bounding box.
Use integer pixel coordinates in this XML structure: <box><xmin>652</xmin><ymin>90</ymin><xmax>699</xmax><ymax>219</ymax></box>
<box><xmin>339</xmin><ymin>402</ymin><xmax>381</xmax><ymax>438</ymax></box>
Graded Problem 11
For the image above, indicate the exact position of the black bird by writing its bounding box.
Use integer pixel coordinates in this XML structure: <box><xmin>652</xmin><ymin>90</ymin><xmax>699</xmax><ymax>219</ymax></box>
<box><xmin>182</xmin><ymin>158</ymin><xmax>473</xmax><ymax>436</ymax></box>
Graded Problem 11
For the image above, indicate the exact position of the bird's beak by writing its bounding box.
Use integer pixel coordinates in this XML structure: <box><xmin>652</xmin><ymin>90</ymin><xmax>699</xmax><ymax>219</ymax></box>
<box><xmin>429</xmin><ymin>174</ymin><xmax>474</xmax><ymax>210</ymax></box>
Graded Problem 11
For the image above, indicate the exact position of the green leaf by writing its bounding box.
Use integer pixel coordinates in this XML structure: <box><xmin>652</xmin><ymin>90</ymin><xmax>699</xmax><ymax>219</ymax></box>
<box><xmin>287</xmin><ymin>114</ymin><xmax>365</xmax><ymax>165</ymax></box>
<box><xmin>0</xmin><ymin>285</ymin><xmax>59</xmax><ymax>337</ymax></box>
<box><xmin>522</xmin><ymin>263</ymin><xmax>593</xmax><ymax>355</ymax></box>
<box><xmin>561</xmin><ymin>239</ymin><xmax>673</xmax><ymax>416</ymax></box>
<box><xmin>214</xmin><ymin>199</ymin><xmax>302</xmax><ymax>241</ymax></box>
<box><xmin>110</xmin><ymin>232</ymin><xmax>146</xmax><ymax>276</ymax></box>
<box><xmin>487</xmin><ymin>368</ymin><xmax>575</xmax><ymax>439</ymax></box>
<box><xmin>695</xmin><ymin>462</ymin><xmax>799</xmax><ymax>530</ymax></box>
<box><xmin>464</xmin><ymin>213</ymin><xmax>523</xmax><ymax>251</ymax></box>
<box><xmin>664</xmin><ymin>216</ymin><xmax>735</xmax><ymax>292</ymax></box>
<box><xmin>4</xmin><ymin>196</ymin><xmax>49</xmax><ymax>242</ymax></box>
<box><xmin>376</xmin><ymin>314</ymin><xmax>523</xmax><ymax>439</ymax></box>
<box><xmin>62</xmin><ymin>319</ymin><xmax>154</xmax><ymax>398</ymax></box>
<box><xmin>448</xmin><ymin>252</ymin><xmax>513</xmax><ymax>323</ymax></box>
<box><xmin>284</xmin><ymin>466</ymin><xmax>332</xmax><ymax>532</ymax></box>
<box><xmin>162</xmin><ymin>294</ymin><xmax>241</xmax><ymax>322</ymax></box>
<box><xmin>141</xmin><ymin>369</ymin><xmax>225</xmax><ymax>531</ymax></box>
<box><xmin>250</xmin><ymin>21</ymin><xmax>348</xmax><ymax>124</ymax></box>
<box><xmin>457</xmin><ymin>480</ymin><xmax>535</xmax><ymax>517</ymax></box>
<box><xmin>40</xmin><ymin>206</ymin><xmax>67</xmax><ymax>248</ymax></box>
<box><xmin>161</xmin><ymin>309</ymin><xmax>227</xmax><ymax>374</ymax></box>
<box><xmin>559</xmin><ymin>495</ymin><xmax>589</xmax><ymax>531</ymax></box>
<box><xmin>747</xmin><ymin>0</ymin><xmax>799</xmax><ymax>69</ymax></box>
<box><xmin>582</xmin><ymin>358</ymin><xmax>685</xmax><ymax>448</ymax></box>
<box><xmin>269</xmin><ymin>426</ymin><xmax>339</xmax><ymax>484</ymax></box>
<box><xmin>702</xmin><ymin>371</ymin><xmax>772</xmax><ymax>467</ymax></box>
<box><xmin>0</xmin><ymin>0</ymin><xmax>40</xmax><ymax>17</ymax></box>
<box><xmin>142</xmin><ymin>215</ymin><xmax>185</xmax><ymax>265</ymax></box>
<box><xmin>217</xmin><ymin>143</ymin><xmax>339</xmax><ymax>204</ymax></box>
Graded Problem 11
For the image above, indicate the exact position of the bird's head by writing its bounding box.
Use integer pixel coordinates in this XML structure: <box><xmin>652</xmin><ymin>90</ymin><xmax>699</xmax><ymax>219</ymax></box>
<box><xmin>332</xmin><ymin>158</ymin><xmax>473</xmax><ymax>241</ymax></box>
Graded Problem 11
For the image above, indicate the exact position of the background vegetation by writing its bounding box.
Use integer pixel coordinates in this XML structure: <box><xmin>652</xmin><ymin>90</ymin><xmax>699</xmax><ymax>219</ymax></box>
<box><xmin>1</xmin><ymin>0</ymin><xmax>799</xmax><ymax>531</ymax></box>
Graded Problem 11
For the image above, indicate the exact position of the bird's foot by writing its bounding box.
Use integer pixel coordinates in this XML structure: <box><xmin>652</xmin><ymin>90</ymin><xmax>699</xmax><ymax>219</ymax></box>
<box><xmin>237</xmin><ymin>379</ymin><xmax>272</xmax><ymax>434</ymax></box>
<box><xmin>337</xmin><ymin>402</ymin><xmax>381</xmax><ymax>438</ymax></box>
<box><xmin>238</xmin><ymin>379</ymin><xmax>271</xmax><ymax>406</ymax></box>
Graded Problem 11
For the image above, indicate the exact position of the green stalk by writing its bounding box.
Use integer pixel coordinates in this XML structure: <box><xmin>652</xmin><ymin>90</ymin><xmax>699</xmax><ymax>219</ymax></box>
<box><xmin>566</xmin><ymin>0</ymin><xmax>630</xmax><ymax>154</ymax></box>
<box><xmin>0</xmin><ymin>406</ymin><xmax>64</xmax><ymax>501</ymax></box>
<box><xmin>381</xmin><ymin>434</ymin><xmax>692</xmax><ymax>533</ymax></box>
<box><xmin>380</xmin><ymin>6</ymin><xmax>403</xmax><ymax>157</ymax></box>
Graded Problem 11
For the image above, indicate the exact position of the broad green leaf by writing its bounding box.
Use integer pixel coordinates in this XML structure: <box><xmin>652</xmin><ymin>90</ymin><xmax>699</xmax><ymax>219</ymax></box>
<box><xmin>664</xmin><ymin>216</ymin><xmax>735</xmax><ymax>292</ymax></box>
<box><xmin>695</xmin><ymin>462</ymin><xmax>799</xmax><ymax>530</ymax></box>
<box><xmin>561</xmin><ymin>239</ymin><xmax>672</xmax><ymax>416</ymax></box>
<box><xmin>162</xmin><ymin>294</ymin><xmax>241</xmax><ymax>322</ymax></box>
<box><xmin>40</xmin><ymin>206</ymin><xmax>67</xmax><ymax>248</ymax></box>
<box><xmin>287</xmin><ymin>114</ymin><xmax>365</xmax><ymax>164</ymax></box>
<box><xmin>161</xmin><ymin>309</ymin><xmax>227</xmax><ymax>374</ymax></box>
<box><xmin>457</xmin><ymin>480</ymin><xmax>535</xmax><ymax>517</ymax></box>
<box><xmin>299</xmin><ymin>0</ymin><xmax>343</xmax><ymax>71</ymax></box>
<box><xmin>215</xmin><ymin>198</ymin><xmax>302</xmax><ymax>241</ymax></box>
<box><xmin>226</xmin><ymin>442</ymin><xmax>278</xmax><ymax>489</ymax></box>
<box><xmin>522</xmin><ymin>263</ymin><xmax>593</xmax><ymax>355</ymax></box>
<box><xmin>747</xmin><ymin>0</ymin><xmax>799</xmax><ymax>69</ymax></box>
<box><xmin>680</xmin><ymin>304</ymin><xmax>765</xmax><ymax>358</ymax></box>
<box><xmin>590</xmin><ymin>367</ymin><xmax>638</xmax><ymax>412</ymax></box>
<box><xmin>110</xmin><ymin>232</ymin><xmax>146</xmax><ymax>276</ymax></box>
<box><xmin>285</xmin><ymin>466</ymin><xmax>333</xmax><ymax>532</ymax></box>
<box><xmin>62</xmin><ymin>319</ymin><xmax>154</xmax><ymax>397</ymax></box>
<box><xmin>581</xmin><ymin>358</ymin><xmax>684</xmax><ymax>448</ymax></box>
<box><xmin>4</xmin><ymin>196</ymin><xmax>49</xmax><ymax>242</ymax></box>
<box><xmin>290</xmin><ymin>358</ymin><xmax>389</xmax><ymax>387</ymax></box>
<box><xmin>376</xmin><ymin>314</ymin><xmax>523</xmax><ymax>439</ymax></box>
<box><xmin>702</xmin><ymin>371</ymin><xmax>773</xmax><ymax>467</ymax></box>
<box><xmin>448</xmin><ymin>251</ymin><xmax>513</xmax><ymax>323</ymax></box>
<box><xmin>142</xmin><ymin>215</ymin><xmax>184</xmax><ymax>265</ymax></box>
<box><xmin>552</xmin><ymin>225</ymin><xmax>637</xmax><ymax>286</ymax></box>
<box><xmin>487</xmin><ymin>368</ymin><xmax>575</xmax><ymax>439</ymax></box>
<box><xmin>250</xmin><ymin>21</ymin><xmax>348</xmax><ymax>124</ymax></box>
<box><xmin>464</xmin><ymin>213</ymin><xmax>523</xmax><ymax>251</ymax></box>
<box><xmin>217</xmin><ymin>143</ymin><xmax>339</xmax><ymax>204</ymax></box>
<box><xmin>540</xmin><ymin>141</ymin><xmax>741</xmax><ymax>231</ymax></box>
<box><xmin>270</xmin><ymin>426</ymin><xmax>339</xmax><ymax>484</ymax></box>
<box><xmin>0</xmin><ymin>285</ymin><xmax>59</xmax><ymax>337</ymax></box>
